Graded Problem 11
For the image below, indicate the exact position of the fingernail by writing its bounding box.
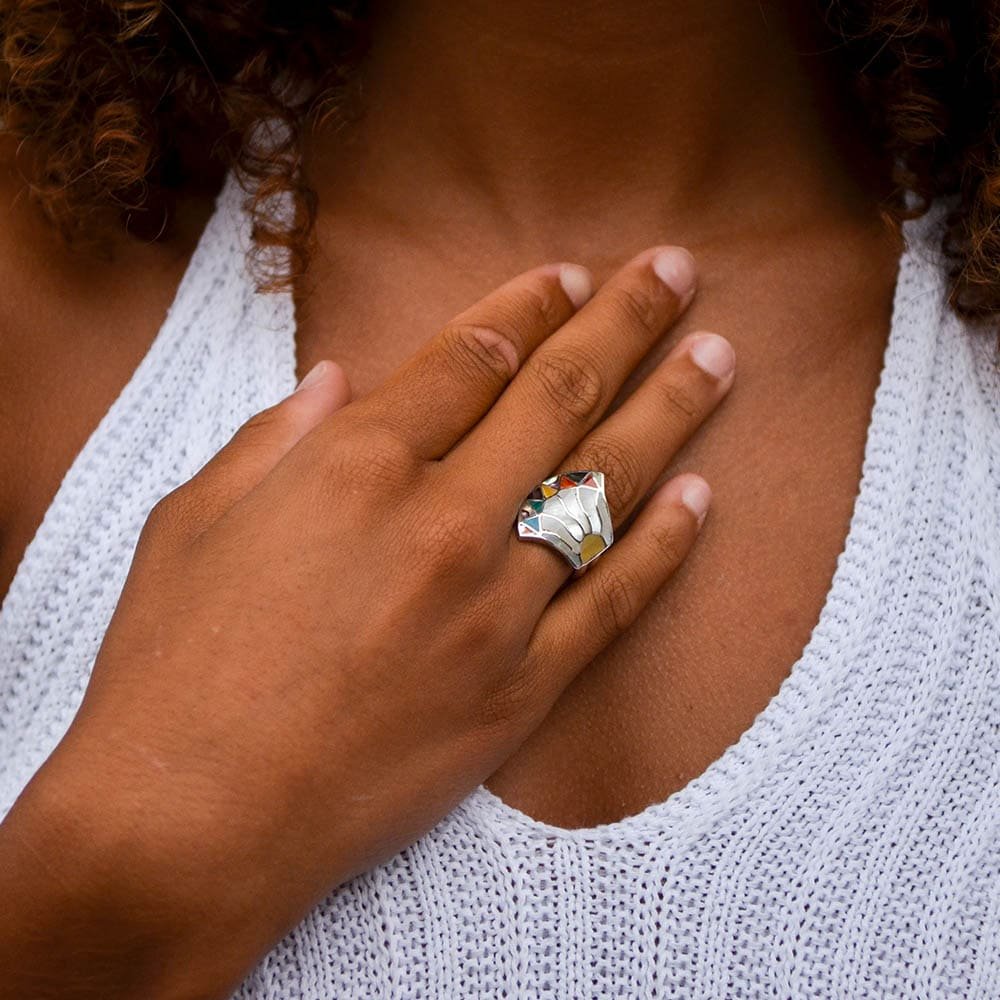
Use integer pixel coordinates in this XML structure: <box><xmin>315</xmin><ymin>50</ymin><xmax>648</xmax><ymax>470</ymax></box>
<box><xmin>559</xmin><ymin>263</ymin><xmax>593</xmax><ymax>309</ymax></box>
<box><xmin>680</xmin><ymin>477</ymin><xmax>712</xmax><ymax>527</ymax></box>
<box><xmin>295</xmin><ymin>360</ymin><xmax>328</xmax><ymax>392</ymax></box>
<box><xmin>689</xmin><ymin>333</ymin><xmax>735</xmax><ymax>380</ymax></box>
<box><xmin>652</xmin><ymin>247</ymin><xmax>696</xmax><ymax>302</ymax></box>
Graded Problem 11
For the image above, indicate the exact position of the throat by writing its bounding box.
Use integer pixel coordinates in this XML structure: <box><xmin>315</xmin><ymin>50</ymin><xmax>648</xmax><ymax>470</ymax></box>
<box><xmin>305</xmin><ymin>0</ymin><xmax>888</xmax><ymax>254</ymax></box>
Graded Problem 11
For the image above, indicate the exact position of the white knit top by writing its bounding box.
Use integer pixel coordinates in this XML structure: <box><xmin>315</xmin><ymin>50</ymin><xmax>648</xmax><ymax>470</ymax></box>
<box><xmin>2</xmin><ymin>172</ymin><xmax>998</xmax><ymax>999</ymax></box>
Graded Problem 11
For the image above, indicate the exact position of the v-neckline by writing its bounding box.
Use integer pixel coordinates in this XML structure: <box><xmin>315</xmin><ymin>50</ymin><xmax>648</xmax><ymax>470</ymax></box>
<box><xmin>461</xmin><ymin>209</ymin><xmax>948</xmax><ymax>843</ymax></box>
<box><xmin>1</xmin><ymin>175</ymin><xmax>948</xmax><ymax>847</ymax></box>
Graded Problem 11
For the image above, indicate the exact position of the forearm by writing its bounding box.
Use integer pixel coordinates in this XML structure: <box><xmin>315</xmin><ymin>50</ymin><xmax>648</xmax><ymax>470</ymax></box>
<box><xmin>0</xmin><ymin>757</ymin><xmax>236</xmax><ymax>1000</ymax></box>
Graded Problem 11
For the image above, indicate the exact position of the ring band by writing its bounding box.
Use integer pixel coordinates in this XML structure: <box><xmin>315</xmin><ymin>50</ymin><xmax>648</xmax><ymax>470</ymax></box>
<box><xmin>516</xmin><ymin>470</ymin><xmax>614</xmax><ymax>570</ymax></box>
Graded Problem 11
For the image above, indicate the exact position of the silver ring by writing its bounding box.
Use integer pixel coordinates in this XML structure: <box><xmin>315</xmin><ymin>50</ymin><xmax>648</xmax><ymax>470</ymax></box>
<box><xmin>516</xmin><ymin>471</ymin><xmax>614</xmax><ymax>570</ymax></box>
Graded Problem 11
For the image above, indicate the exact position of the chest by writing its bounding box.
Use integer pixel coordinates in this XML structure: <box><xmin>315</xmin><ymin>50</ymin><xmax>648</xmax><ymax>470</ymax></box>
<box><xmin>292</xmin><ymin>229</ymin><xmax>901</xmax><ymax>828</ymax></box>
<box><xmin>3</xmin><ymin>196</ymin><xmax>994</xmax><ymax>996</ymax></box>
<box><xmin>0</xmin><ymin>229</ymin><xmax>897</xmax><ymax>836</ymax></box>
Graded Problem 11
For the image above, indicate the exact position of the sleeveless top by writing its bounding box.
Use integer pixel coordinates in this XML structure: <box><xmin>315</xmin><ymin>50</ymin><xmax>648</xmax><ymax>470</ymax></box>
<box><xmin>1</xmin><ymin>172</ymin><xmax>998</xmax><ymax>998</ymax></box>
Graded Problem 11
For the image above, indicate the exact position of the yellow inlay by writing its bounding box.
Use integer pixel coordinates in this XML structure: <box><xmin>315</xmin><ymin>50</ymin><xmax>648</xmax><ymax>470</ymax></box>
<box><xmin>541</xmin><ymin>483</ymin><xmax>558</xmax><ymax>498</ymax></box>
<box><xmin>580</xmin><ymin>533</ymin><xmax>606</xmax><ymax>563</ymax></box>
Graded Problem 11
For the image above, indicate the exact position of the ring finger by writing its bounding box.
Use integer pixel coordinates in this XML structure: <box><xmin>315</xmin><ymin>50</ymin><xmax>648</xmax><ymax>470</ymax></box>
<box><xmin>508</xmin><ymin>330</ymin><xmax>735</xmax><ymax>593</ymax></box>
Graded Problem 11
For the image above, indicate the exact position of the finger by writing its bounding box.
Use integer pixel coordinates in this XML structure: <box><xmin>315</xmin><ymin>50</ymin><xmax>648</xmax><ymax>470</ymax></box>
<box><xmin>507</xmin><ymin>331</ymin><xmax>734</xmax><ymax>592</ymax></box>
<box><xmin>522</xmin><ymin>473</ymin><xmax>710</xmax><ymax>715</ymax></box>
<box><xmin>450</xmin><ymin>245</ymin><xmax>696</xmax><ymax>503</ymax></box>
<box><xmin>558</xmin><ymin>332</ymin><xmax>734</xmax><ymax>527</ymax></box>
<box><xmin>152</xmin><ymin>360</ymin><xmax>352</xmax><ymax>539</ymax></box>
<box><xmin>346</xmin><ymin>263</ymin><xmax>593</xmax><ymax>458</ymax></box>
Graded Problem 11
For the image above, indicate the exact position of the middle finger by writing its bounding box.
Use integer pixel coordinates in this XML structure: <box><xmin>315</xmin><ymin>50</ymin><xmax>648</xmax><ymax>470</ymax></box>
<box><xmin>448</xmin><ymin>245</ymin><xmax>696</xmax><ymax>502</ymax></box>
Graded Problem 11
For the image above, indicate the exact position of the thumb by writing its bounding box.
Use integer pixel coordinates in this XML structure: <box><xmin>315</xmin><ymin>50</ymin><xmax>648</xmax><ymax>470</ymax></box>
<box><xmin>154</xmin><ymin>361</ymin><xmax>352</xmax><ymax>542</ymax></box>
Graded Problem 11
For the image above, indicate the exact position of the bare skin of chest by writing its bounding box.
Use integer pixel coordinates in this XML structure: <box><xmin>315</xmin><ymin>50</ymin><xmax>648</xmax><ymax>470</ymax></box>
<box><xmin>0</xmin><ymin>191</ymin><xmax>899</xmax><ymax>830</ymax></box>
<box><xmin>294</xmin><ymin>217</ymin><xmax>900</xmax><ymax>828</ymax></box>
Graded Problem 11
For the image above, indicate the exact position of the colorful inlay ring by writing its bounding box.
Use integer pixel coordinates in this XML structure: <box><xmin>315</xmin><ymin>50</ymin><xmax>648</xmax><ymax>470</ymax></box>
<box><xmin>516</xmin><ymin>470</ymin><xmax>614</xmax><ymax>570</ymax></box>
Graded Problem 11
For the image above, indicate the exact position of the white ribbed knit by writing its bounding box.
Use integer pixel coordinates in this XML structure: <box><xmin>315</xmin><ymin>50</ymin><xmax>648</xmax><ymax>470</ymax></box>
<box><xmin>1</xmin><ymin>171</ymin><xmax>998</xmax><ymax>999</ymax></box>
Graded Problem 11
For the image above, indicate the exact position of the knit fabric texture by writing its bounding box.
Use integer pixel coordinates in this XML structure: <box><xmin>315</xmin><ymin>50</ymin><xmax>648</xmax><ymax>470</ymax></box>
<box><xmin>1</xmin><ymin>172</ymin><xmax>998</xmax><ymax>998</ymax></box>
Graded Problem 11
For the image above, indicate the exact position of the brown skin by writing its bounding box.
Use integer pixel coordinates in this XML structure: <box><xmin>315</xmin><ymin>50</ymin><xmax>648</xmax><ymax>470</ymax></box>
<box><xmin>297</xmin><ymin>0</ymin><xmax>902</xmax><ymax>822</ymax></box>
<box><xmin>2</xmin><ymin>245</ymin><xmax>724</xmax><ymax>998</ymax></box>
<box><xmin>0</xmin><ymin>0</ymin><xmax>902</xmax><ymax>994</ymax></box>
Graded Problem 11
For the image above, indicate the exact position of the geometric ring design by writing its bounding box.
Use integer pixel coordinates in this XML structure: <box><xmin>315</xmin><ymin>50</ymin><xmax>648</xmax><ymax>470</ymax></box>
<box><xmin>516</xmin><ymin>470</ymin><xmax>614</xmax><ymax>570</ymax></box>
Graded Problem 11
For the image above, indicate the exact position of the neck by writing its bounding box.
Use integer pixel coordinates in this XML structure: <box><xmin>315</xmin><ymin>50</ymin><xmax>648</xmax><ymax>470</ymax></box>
<box><xmin>305</xmin><ymin>0</ymin><xmax>888</xmax><ymax>259</ymax></box>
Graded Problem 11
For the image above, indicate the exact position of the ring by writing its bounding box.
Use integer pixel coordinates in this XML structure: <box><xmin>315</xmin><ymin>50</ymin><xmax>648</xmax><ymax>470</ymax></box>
<box><xmin>516</xmin><ymin>471</ymin><xmax>614</xmax><ymax>570</ymax></box>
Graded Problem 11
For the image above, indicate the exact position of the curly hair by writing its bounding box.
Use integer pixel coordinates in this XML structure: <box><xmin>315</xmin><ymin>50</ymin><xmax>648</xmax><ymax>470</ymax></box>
<box><xmin>0</xmin><ymin>0</ymin><xmax>371</xmax><ymax>286</ymax></box>
<box><xmin>0</xmin><ymin>1</ymin><xmax>998</xmax><ymax>318</ymax></box>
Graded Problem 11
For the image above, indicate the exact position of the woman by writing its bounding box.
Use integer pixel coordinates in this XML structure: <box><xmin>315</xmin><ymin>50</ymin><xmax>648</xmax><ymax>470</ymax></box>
<box><xmin>0</xmin><ymin>1</ymin><xmax>996</xmax><ymax>996</ymax></box>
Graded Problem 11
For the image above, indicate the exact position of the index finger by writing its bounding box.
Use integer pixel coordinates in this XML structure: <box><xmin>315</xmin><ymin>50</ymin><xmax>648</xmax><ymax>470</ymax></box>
<box><xmin>449</xmin><ymin>245</ymin><xmax>697</xmax><ymax>504</ymax></box>
<box><xmin>344</xmin><ymin>262</ymin><xmax>593</xmax><ymax>459</ymax></box>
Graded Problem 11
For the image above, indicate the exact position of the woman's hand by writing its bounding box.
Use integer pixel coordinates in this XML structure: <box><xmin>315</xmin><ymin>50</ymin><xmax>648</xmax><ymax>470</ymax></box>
<box><xmin>0</xmin><ymin>246</ymin><xmax>735</xmax><ymax>999</ymax></box>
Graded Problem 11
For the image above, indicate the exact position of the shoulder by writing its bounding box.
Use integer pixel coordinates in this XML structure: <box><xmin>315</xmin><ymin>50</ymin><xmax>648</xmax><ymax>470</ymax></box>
<box><xmin>0</xmin><ymin>134</ymin><xmax>216</xmax><ymax>341</ymax></box>
<box><xmin>0</xmin><ymin>134</ymin><xmax>220</xmax><ymax>411</ymax></box>
<box><xmin>0</xmin><ymin>133</ymin><xmax>214</xmax><ymax>450</ymax></box>
<box><xmin>0</xmin><ymin>135</ymin><xmax>217</xmax><ymax>593</ymax></box>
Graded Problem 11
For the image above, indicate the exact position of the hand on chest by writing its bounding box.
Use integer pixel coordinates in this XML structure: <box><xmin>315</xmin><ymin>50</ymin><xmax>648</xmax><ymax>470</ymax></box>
<box><xmin>293</xmin><ymin>225</ymin><xmax>900</xmax><ymax>828</ymax></box>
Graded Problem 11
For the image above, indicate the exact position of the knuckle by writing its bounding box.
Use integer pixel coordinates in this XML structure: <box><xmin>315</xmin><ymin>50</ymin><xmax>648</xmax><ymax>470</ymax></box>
<box><xmin>527</xmin><ymin>348</ymin><xmax>604</xmax><ymax>425</ymax></box>
<box><xmin>514</xmin><ymin>282</ymin><xmax>564</xmax><ymax>331</ymax></box>
<box><xmin>141</xmin><ymin>486</ymin><xmax>193</xmax><ymax>544</ymax></box>
<box><xmin>605</xmin><ymin>283</ymin><xmax>659</xmax><ymax>334</ymax></box>
<box><xmin>648</xmin><ymin>521</ymin><xmax>690</xmax><ymax>568</ymax></box>
<box><xmin>441</xmin><ymin>322</ymin><xmax>518</xmax><ymax>381</ymax></box>
<box><xmin>579</xmin><ymin>436</ymin><xmax>644</xmax><ymax>514</ymax></box>
<box><xmin>237</xmin><ymin>405</ymin><xmax>281</xmax><ymax>438</ymax></box>
<box><xmin>142</xmin><ymin>492</ymin><xmax>175</xmax><ymax>534</ymax></box>
<box><xmin>457</xmin><ymin>584</ymin><xmax>537</xmax><ymax>732</ymax></box>
<box><xmin>590</xmin><ymin>563</ymin><xmax>643</xmax><ymax>640</ymax></box>
<box><xmin>653</xmin><ymin>377</ymin><xmax>701</xmax><ymax>424</ymax></box>
<box><xmin>478</xmin><ymin>654</ymin><xmax>540</xmax><ymax>731</ymax></box>
<box><xmin>413</xmin><ymin>505</ymin><xmax>491</xmax><ymax>574</ymax></box>
<box><xmin>319</xmin><ymin>425</ymin><xmax>417</xmax><ymax>494</ymax></box>
<box><xmin>361</xmin><ymin>438</ymin><xmax>414</xmax><ymax>490</ymax></box>
<box><xmin>221</xmin><ymin>404</ymin><xmax>293</xmax><ymax>465</ymax></box>
<box><xmin>459</xmin><ymin>281</ymin><xmax>563</xmax><ymax>353</ymax></box>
